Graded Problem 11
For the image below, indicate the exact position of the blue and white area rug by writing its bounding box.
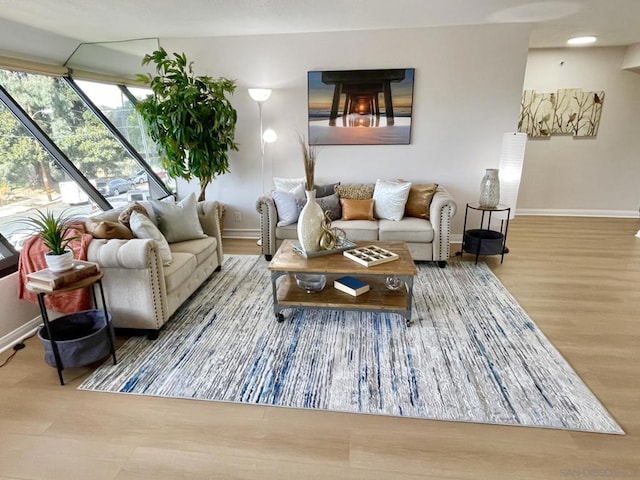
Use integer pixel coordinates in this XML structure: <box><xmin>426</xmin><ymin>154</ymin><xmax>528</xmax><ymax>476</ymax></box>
<box><xmin>79</xmin><ymin>255</ymin><xmax>623</xmax><ymax>434</ymax></box>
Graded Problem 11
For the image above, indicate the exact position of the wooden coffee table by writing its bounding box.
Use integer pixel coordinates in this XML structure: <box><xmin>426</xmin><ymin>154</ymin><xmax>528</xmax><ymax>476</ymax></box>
<box><xmin>269</xmin><ymin>240</ymin><xmax>418</xmax><ymax>326</ymax></box>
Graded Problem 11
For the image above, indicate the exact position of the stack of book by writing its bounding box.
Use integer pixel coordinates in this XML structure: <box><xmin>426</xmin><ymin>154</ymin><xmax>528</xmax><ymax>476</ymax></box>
<box><xmin>26</xmin><ymin>260</ymin><xmax>100</xmax><ymax>291</ymax></box>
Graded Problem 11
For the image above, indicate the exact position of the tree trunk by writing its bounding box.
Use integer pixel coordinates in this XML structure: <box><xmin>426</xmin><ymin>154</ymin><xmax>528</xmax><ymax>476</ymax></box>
<box><xmin>198</xmin><ymin>180</ymin><xmax>209</xmax><ymax>202</ymax></box>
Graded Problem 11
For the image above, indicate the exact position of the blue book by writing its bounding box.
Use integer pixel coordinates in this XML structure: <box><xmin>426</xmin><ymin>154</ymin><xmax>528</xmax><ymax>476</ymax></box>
<box><xmin>334</xmin><ymin>276</ymin><xmax>370</xmax><ymax>296</ymax></box>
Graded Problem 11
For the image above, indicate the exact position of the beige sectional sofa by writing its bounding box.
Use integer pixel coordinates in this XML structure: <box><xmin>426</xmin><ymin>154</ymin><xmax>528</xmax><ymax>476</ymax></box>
<box><xmin>256</xmin><ymin>181</ymin><xmax>457</xmax><ymax>266</ymax></box>
<box><xmin>85</xmin><ymin>198</ymin><xmax>224</xmax><ymax>338</ymax></box>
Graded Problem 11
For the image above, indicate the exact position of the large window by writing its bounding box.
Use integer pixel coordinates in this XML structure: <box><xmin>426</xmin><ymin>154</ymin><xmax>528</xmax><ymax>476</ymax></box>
<box><xmin>74</xmin><ymin>79</ymin><xmax>175</xmax><ymax>194</ymax></box>
<box><xmin>0</xmin><ymin>69</ymin><xmax>172</xmax><ymax>275</ymax></box>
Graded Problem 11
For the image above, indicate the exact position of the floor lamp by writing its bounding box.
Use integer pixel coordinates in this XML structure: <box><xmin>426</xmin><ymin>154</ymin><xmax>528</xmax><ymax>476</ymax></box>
<box><xmin>249</xmin><ymin>88</ymin><xmax>277</xmax><ymax>245</ymax></box>
<box><xmin>498</xmin><ymin>132</ymin><xmax>527</xmax><ymax>220</ymax></box>
<box><xmin>495</xmin><ymin>132</ymin><xmax>527</xmax><ymax>253</ymax></box>
<box><xmin>248</xmin><ymin>88</ymin><xmax>277</xmax><ymax>194</ymax></box>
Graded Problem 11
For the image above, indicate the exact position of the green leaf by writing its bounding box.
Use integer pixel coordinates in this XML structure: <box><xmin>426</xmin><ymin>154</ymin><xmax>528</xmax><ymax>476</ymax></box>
<box><xmin>136</xmin><ymin>49</ymin><xmax>238</xmax><ymax>198</ymax></box>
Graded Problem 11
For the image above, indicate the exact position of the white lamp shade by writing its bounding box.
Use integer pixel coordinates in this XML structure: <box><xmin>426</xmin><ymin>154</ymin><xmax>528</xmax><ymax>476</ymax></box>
<box><xmin>262</xmin><ymin>128</ymin><xmax>277</xmax><ymax>143</ymax></box>
<box><xmin>498</xmin><ymin>132</ymin><xmax>527</xmax><ymax>219</ymax></box>
<box><xmin>248</xmin><ymin>88</ymin><xmax>272</xmax><ymax>102</ymax></box>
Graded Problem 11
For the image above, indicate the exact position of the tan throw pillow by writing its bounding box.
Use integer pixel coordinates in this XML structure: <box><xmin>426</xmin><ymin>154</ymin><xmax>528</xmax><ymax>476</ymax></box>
<box><xmin>118</xmin><ymin>202</ymin><xmax>149</xmax><ymax>229</ymax></box>
<box><xmin>85</xmin><ymin>219</ymin><xmax>134</xmax><ymax>240</ymax></box>
<box><xmin>335</xmin><ymin>183</ymin><xmax>375</xmax><ymax>200</ymax></box>
<box><xmin>404</xmin><ymin>183</ymin><xmax>439</xmax><ymax>220</ymax></box>
<box><xmin>340</xmin><ymin>198</ymin><xmax>375</xmax><ymax>220</ymax></box>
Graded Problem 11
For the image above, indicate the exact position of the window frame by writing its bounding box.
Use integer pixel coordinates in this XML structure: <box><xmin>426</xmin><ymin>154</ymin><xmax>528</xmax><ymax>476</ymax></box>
<box><xmin>0</xmin><ymin>234</ymin><xmax>19</xmax><ymax>277</ymax></box>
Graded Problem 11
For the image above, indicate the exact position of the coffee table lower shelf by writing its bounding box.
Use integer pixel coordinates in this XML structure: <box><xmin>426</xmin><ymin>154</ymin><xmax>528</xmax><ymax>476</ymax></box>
<box><xmin>271</xmin><ymin>273</ymin><xmax>416</xmax><ymax>326</ymax></box>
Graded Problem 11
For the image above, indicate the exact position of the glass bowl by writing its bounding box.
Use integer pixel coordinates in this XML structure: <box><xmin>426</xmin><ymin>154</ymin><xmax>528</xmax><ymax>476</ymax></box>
<box><xmin>385</xmin><ymin>275</ymin><xmax>404</xmax><ymax>291</ymax></box>
<box><xmin>294</xmin><ymin>273</ymin><xmax>327</xmax><ymax>293</ymax></box>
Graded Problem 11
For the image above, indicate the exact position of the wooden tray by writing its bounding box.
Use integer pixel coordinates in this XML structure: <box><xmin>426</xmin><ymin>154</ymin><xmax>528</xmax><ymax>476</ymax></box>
<box><xmin>343</xmin><ymin>245</ymin><xmax>399</xmax><ymax>267</ymax></box>
<box><xmin>291</xmin><ymin>239</ymin><xmax>357</xmax><ymax>259</ymax></box>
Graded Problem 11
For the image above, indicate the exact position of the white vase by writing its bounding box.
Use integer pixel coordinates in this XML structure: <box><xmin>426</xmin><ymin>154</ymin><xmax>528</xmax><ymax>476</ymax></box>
<box><xmin>479</xmin><ymin>168</ymin><xmax>500</xmax><ymax>208</ymax></box>
<box><xmin>45</xmin><ymin>250</ymin><xmax>74</xmax><ymax>272</ymax></box>
<box><xmin>297</xmin><ymin>190</ymin><xmax>324</xmax><ymax>253</ymax></box>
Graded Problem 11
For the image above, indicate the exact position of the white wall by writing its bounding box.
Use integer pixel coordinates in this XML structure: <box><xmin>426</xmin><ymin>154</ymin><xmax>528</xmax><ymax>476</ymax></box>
<box><xmin>622</xmin><ymin>43</ymin><xmax>640</xmax><ymax>72</ymax></box>
<box><xmin>0</xmin><ymin>273</ymin><xmax>40</xmax><ymax>352</ymax></box>
<box><xmin>518</xmin><ymin>47</ymin><xmax>640</xmax><ymax>216</ymax></box>
<box><xmin>165</xmin><ymin>23</ymin><xmax>531</xmax><ymax>237</ymax></box>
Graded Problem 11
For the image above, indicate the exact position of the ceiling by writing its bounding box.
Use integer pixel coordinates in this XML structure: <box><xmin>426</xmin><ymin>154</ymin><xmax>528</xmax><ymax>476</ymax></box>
<box><xmin>1</xmin><ymin>0</ymin><xmax>639</xmax><ymax>64</ymax></box>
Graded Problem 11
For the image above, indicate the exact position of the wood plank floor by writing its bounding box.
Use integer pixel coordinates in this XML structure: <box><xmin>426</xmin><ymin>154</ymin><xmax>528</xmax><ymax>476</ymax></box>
<box><xmin>1</xmin><ymin>216</ymin><xmax>638</xmax><ymax>479</ymax></box>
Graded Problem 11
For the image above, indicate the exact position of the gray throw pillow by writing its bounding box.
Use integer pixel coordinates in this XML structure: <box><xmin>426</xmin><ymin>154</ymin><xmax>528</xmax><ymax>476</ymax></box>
<box><xmin>150</xmin><ymin>193</ymin><xmax>207</xmax><ymax>243</ymax></box>
<box><xmin>296</xmin><ymin>193</ymin><xmax>342</xmax><ymax>221</ymax></box>
<box><xmin>316</xmin><ymin>193</ymin><xmax>342</xmax><ymax>221</ymax></box>
<box><xmin>315</xmin><ymin>183</ymin><xmax>340</xmax><ymax>198</ymax></box>
<box><xmin>129</xmin><ymin>211</ymin><xmax>173</xmax><ymax>265</ymax></box>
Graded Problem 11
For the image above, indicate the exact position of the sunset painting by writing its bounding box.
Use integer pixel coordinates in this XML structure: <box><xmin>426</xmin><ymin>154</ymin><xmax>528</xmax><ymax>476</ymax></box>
<box><xmin>308</xmin><ymin>68</ymin><xmax>414</xmax><ymax>145</ymax></box>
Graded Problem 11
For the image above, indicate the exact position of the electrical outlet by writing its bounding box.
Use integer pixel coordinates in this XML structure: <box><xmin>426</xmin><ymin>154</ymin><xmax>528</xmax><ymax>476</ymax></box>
<box><xmin>234</xmin><ymin>212</ymin><xmax>242</xmax><ymax>222</ymax></box>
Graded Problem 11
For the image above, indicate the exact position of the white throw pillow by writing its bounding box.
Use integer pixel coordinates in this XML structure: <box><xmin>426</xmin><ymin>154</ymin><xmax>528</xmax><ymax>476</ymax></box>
<box><xmin>150</xmin><ymin>193</ymin><xmax>207</xmax><ymax>243</ymax></box>
<box><xmin>129</xmin><ymin>211</ymin><xmax>173</xmax><ymax>266</ymax></box>
<box><xmin>273</xmin><ymin>184</ymin><xmax>305</xmax><ymax>226</ymax></box>
<box><xmin>372</xmin><ymin>179</ymin><xmax>412</xmax><ymax>221</ymax></box>
<box><xmin>273</xmin><ymin>177</ymin><xmax>306</xmax><ymax>197</ymax></box>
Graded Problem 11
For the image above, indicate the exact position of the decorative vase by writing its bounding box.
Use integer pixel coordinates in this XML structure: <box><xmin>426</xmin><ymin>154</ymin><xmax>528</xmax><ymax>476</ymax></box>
<box><xmin>479</xmin><ymin>168</ymin><xmax>500</xmax><ymax>208</ymax></box>
<box><xmin>45</xmin><ymin>250</ymin><xmax>74</xmax><ymax>272</ymax></box>
<box><xmin>297</xmin><ymin>190</ymin><xmax>324</xmax><ymax>253</ymax></box>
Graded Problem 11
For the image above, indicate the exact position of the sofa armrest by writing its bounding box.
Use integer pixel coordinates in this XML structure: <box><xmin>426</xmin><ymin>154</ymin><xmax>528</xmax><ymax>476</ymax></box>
<box><xmin>87</xmin><ymin>238</ymin><xmax>168</xmax><ymax>330</ymax></box>
<box><xmin>256</xmin><ymin>194</ymin><xmax>278</xmax><ymax>258</ymax></box>
<box><xmin>87</xmin><ymin>238</ymin><xmax>157</xmax><ymax>268</ymax></box>
<box><xmin>197</xmin><ymin>200</ymin><xmax>224</xmax><ymax>266</ymax></box>
<box><xmin>429</xmin><ymin>186</ymin><xmax>457</xmax><ymax>262</ymax></box>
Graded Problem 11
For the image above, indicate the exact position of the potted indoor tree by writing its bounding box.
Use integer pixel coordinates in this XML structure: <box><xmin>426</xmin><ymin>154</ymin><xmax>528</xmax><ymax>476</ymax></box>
<box><xmin>136</xmin><ymin>48</ymin><xmax>238</xmax><ymax>201</ymax></box>
<box><xmin>22</xmin><ymin>209</ymin><xmax>78</xmax><ymax>272</ymax></box>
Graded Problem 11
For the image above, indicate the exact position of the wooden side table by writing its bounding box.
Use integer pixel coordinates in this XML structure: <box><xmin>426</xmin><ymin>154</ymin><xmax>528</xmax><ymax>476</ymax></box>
<box><xmin>27</xmin><ymin>272</ymin><xmax>117</xmax><ymax>385</ymax></box>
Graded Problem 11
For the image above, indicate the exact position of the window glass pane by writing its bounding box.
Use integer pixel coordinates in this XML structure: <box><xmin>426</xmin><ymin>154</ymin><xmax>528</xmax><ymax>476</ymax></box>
<box><xmin>74</xmin><ymin>80</ymin><xmax>175</xmax><ymax>195</ymax></box>
<box><xmin>1</xmin><ymin>71</ymin><xmax>171</xmax><ymax>213</ymax></box>
<box><xmin>128</xmin><ymin>86</ymin><xmax>152</xmax><ymax>102</ymax></box>
<box><xmin>0</xmin><ymin>100</ymin><xmax>93</xmax><ymax>251</ymax></box>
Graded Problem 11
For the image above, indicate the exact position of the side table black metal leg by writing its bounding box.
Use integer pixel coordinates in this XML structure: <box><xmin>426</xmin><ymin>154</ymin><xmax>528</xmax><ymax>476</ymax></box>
<box><xmin>94</xmin><ymin>279</ymin><xmax>117</xmax><ymax>365</ymax></box>
<box><xmin>36</xmin><ymin>292</ymin><xmax>65</xmax><ymax>385</ymax></box>
<box><xmin>500</xmin><ymin>207</ymin><xmax>511</xmax><ymax>263</ymax></box>
<box><xmin>476</xmin><ymin>210</ymin><xmax>488</xmax><ymax>264</ymax></box>
<box><xmin>459</xmin><ymin>203</ymin><xmax>470</xmax><ymax>257</ymax></box>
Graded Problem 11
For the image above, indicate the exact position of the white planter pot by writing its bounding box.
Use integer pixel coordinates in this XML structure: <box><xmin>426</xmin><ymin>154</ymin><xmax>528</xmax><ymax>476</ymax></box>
<box><xmin>45</xmin><ymin>250</ymin><xmax>74</xmax><ymax>272</ymax></box>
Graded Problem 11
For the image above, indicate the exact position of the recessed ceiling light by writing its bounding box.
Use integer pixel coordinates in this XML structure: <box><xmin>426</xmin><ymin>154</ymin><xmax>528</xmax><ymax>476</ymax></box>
<box><xmin>567</xmin><ymin>36</ymin><xmax>597</xmax><ymax>46</ymax></box>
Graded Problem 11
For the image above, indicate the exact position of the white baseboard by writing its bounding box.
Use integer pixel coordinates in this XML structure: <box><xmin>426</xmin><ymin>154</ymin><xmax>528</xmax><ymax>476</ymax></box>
<box><xmin>222</xmin><ymin>228</ymin><xmax>260</xmax><ymax>239</ymax></box>
<box><xmin>0</xmin><ymin>317</ymin><xmax>40</xmax><ymax>354</ymax></box>
<box><xmin>517</xmin><ymin>209</ymin><xmax>638</xmax><ymax>218</ymax></box>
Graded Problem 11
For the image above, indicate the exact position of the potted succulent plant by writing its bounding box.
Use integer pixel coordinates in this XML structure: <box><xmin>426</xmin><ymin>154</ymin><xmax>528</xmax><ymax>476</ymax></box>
<box><xmin>22</xmin><ymin>209</ymin><xmax>79</xmax><ymax>272</ymax></box>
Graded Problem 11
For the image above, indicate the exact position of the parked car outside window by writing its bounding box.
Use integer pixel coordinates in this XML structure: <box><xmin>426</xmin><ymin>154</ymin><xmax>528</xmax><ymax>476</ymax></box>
<box><xmin>128</xmin><ymin>170</ymin><xmax>148</xmax><ymax>184</ymax></box>
<box><xmin>105</xmin><ymin>178</ymin><xmax>134</xmax><ymax>196</ymax></box>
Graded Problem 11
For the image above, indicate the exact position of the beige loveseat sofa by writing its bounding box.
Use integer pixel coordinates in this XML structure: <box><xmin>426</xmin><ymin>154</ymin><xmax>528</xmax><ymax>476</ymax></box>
<box><xmin>85</xmin><ymin>199</ymin><xmax>224</xmax><ymax>338</ymax></box>
<box><xmin>256</xmin><ymin>182</ymin><xmax>457</xmax><ymax>266</ymax></box>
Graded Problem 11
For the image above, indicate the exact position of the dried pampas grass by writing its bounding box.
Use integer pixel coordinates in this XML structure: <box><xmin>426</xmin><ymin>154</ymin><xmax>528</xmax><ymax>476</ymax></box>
<box><xmin>298</xmin><ymin>134</ymin><xmax>317</xmax><ymax>191</ymax></box>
